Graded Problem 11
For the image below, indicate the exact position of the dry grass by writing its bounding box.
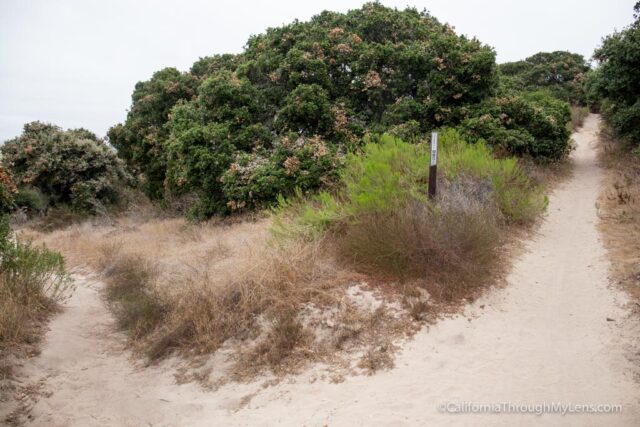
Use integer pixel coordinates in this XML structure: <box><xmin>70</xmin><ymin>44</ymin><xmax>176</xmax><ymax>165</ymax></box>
<box><xmin>597</xmin><ymin>127</ymin><xmax>640</xmax><ymax>308</ymax></box>
<box><xmin>570</xmin><ymin>105</ymin><xmax>589</xmax><ymax>131</ymax></box>
<box><xmin>0</xmin><ymin>225</ymin><xmax>73</xmax><ymax>422</ymax></box>
<box><xmin>19</xmin><ymin>154</ymin><xmax>554</xmax><ymax>381</ymax></box>
<box><xmin>0</xmin><ymin>240</ymin><xmax>73</xmax><ymax>349</ymax></box>
<box><xmin>334</xmin><ymin>182</ymin><xmax>503</xmax><ymax>301</ymax></box>
<box><xmin>22</xmin><ymin>214</ymin><xmax>414</xmax><ymax>379</ymax></box>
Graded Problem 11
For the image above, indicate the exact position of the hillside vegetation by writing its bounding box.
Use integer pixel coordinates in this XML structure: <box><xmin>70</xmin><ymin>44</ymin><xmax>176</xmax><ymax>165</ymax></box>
<box><xmin>588</xmin><ymin>2</ymin><xmax>640</xmax><ymax>148</ymax></box>
<box><xmin>593</xmin><ymin>3</ymin><xmax>640</xmax><ymax>317</ymax></box>
<box><xmin>108</xmin><ymin>3</ymin><xmax>574</xmax><ymax>219</ymax></box>
<box><xmin>0</xmin><ymin>165</ymin><xmax>73</xmax><ymax>395</ymax></box>
<box><xmin>2</xmin><ymin>3</ymin><xmax>592</xmax><ymax>381</ymax></box>
<box><xmin>1</xmin><ymin>122</ymin><xmax>130</xmax><ymax>220</ymax></box>
<box><xmin>498</xmin><ymin>51</ymin><xmax>590</xmax><ymax>105</ymax></box>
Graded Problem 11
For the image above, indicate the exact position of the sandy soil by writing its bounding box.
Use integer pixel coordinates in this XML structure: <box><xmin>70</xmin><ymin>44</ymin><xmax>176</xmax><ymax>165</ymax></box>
<box><xmin>8</xmin><ymin>114</ymin><xmax>640</xmax><ymax>426</ymax></box>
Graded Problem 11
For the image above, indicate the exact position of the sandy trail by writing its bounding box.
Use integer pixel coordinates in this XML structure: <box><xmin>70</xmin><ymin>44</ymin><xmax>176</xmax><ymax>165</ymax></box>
<box><xmin>12</xmin><ymin>114</ymin><xmax>640</xmax><ymax>426</ymax></box>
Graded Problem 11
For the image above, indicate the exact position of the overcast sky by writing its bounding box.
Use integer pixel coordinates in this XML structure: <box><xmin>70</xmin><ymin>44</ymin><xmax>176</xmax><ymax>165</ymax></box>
<box><xmin>0</xmin><ymin>0</ymin><xmax>636</xmax><ymax>142</ymax></box>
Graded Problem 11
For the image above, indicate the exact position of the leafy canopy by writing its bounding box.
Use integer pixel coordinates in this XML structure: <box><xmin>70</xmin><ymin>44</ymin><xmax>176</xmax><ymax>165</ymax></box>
<box><xmin>110</xmin><ymin>3</ymin><xmax>498</xmax><ymax>217</ymax></box>
<box><xmin>498</xmin><ymin>51</ymin><xmax>590</xmax><ymax>105</ymax></box>
<box><xmin>588</xmin><ymin>3</ymin><xmax>640</xmax><ymax>145</ymax></box>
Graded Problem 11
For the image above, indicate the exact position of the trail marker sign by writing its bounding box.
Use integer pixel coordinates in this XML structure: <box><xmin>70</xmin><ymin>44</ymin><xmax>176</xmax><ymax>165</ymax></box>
<box><xmin>429</xmin><ymin>132</ymin><xmax>438</xmax><ymax>199</ymax></box>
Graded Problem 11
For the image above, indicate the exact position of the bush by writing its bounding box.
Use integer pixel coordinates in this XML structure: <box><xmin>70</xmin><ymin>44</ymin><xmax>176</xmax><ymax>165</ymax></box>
<box><xmin>112</xmin><ymin>3</ymin><xmax>498</xmax><ymax>217</ymax></box>
<box><xmin>107</xmin><ymin>68</ymin><xmax>198</xmax><ymax>199</ymax></box>
<box><xmin>220</xmin><ymin>135</ymin><xmax>342</xmax><ymax>214</ymax></box>
<box><xmin>588</xmin><ymin>4</ymin><xmax>640</xmax><ymax>145</ymax></box>
<box><xmin>276</xmin><ymin>84</ymin><xmax>334</xmax><ymax>135</ymax></box>
<box><xmin>0</xmin><ymin>215</ymin><xmax>73</xmax><ymax>346</ymax></box>
<box><xmin>1</xmin><ymin>122</ymin><xmax>131</xmax><ymax>213</ymax></box>
<box><xmin>498</xmin><ymin>51</ymin><xmax>590</xmax><ymax>105</ymax></box>
<box><xmin>438</xmin><ymin>129</ymin><xmax>548</xmax><ymax>222</ymax></box>
<box><xmin>13</xmin><ymin>187</ymin><xmax>48</xmax><ymax>215</ymax></box>
<box><xmin>274</xmin><ymin>131</ymin><xmax>546</xmax><ymax>290</ymax></box>
<box><xmin>459</xmin><ymin>93</ymin><xmax>571</xmax><ymax>160</ymax></box>
<box><xmin>102</xmin><ymin>253</ymin><xmax>167</xmax><ymax>339</ymax></box>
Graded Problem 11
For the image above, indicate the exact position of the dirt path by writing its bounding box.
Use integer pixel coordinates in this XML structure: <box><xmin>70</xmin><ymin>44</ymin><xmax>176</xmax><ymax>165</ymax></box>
<box><xmin>11</xmin><ymin>114</ymin><xmax>640</xmax><ymax>426</ymax></box>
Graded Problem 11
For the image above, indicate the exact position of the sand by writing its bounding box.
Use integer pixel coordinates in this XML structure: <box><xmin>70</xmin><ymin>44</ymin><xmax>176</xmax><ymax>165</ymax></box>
<box><xmin>11</xmin><ymin>114</ymin><xmax>640</xmax><ymax>426</ymax></box>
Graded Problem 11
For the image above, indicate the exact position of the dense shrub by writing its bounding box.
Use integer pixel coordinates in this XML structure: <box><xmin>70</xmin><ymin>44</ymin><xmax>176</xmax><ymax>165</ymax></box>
<box><xmin>275</xmin><ymin>130</ymin><xmax>545</xmax><ymax>236</ymax></box>
<box><xmin>110</xmin><ymin>4</ymin><xmax>580</xmax><ymax>218</ymax></box>
<box><xmin>111</xmin><ymin>3</ymin><xmax>498</xmax><ymax>216</ymax></box>
<box><xmin>459</xmin><ymin>92</ymin><xmax>571</xmax><ymax>160</ymax></box>
<box><xmin>274</xmin><ymin>131</ymin><xmax>545</xmax><ymax>291</ymax></box>
<box><xmin>1</xmin><ymin>122</ymin><xmax>131</xmax><ymax>213</ymax></box>
<box><xmin>220</xmin><ymin>135</ymin><xmax>342</xmax><ymax>214</ymax></box>
<box><xmin>13</xmin><ymin>187</ymin><xmax>48</xmax><ymax>215</ymax></box>
<box><xmin>107</xmin><ymin>68</ymin><xmax>198</xmax><ymax>198</ymax></box>
<box><xmin>588</xmin><ymin>3</ymin><xmax>640</xmax><ymax>146</ymax></box>
<box><xmin>498</xmin><ymin>51</ymin><xmax>590</xmax><ymax>105</ymax></box>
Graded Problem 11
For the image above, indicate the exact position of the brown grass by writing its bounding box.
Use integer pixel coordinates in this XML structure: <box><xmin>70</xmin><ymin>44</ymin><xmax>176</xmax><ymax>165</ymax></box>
<box><xmin>334</xmin><ymin>179</ymin><xmax>504</xmax><ymax>302</ymax></box>
<box><xmin>597</xmin><ymin>127</ymin><xmax>640</xmax><ymax>308</ymax></box>
<box><xmin>18</xmin><ymin>164</ymin><xmax>551</xmax><ymax>381</ymax></box>
<box><xmin>0</xmin><ymin>230</ymin><xmax>73</xmax><ymax>424</ymax></box>
<box><xmin>570</xmin><ymin>105</ymin><xmax>589</xmax><ymax>131</ymax></box>
<box><xmin>22</xmin><ymin>215</ymin><xmax>414</xmax><ymax>379</ymax></box>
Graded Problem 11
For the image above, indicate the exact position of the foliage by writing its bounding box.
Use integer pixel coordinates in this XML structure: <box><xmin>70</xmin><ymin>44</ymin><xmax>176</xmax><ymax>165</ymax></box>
<box><xmin>220</xmin><ymin>135</ymin><xmax>342</xmax><ymax>215</ymax></box>
<box><xmin>498</xmin><ymin>51</ymin><xmax>590</xmax><ymax>104</ymax></box>
<box><xmin>437</xmin><ymin>129</ymin><xmax>548</xmax><ymax>222</ymax></box>
<box><xmin>1</xmin><ymin>122</ymin><xmax>131</xmax><ymax>213</ymax></box>
<box><xmin>0</xmin><ymin>215</ymin><xmax>73</xmax><ymax>345</ymax></box>
<box><xmin>273</xmin><ymin>131</ymin><xmax>545</xmax><ymax>291</ymax></box>
<box><xmin>274</xmin><ymin>130</ymin><xmax>546</xmax><ymax>240</ymax></box>
<box><xmin>107</xmin><ymin>68</ymin><xmax>198</xmax><ymax>198</ymax></box>
<box><xmin>0</xmin><ymin>165</ymin><xmax>17</xmax><ymax>214</ymax></box>
<box><xmin>112</xmin><ymin>3</ymin><xmax>498</xmax><ymax>216</ymax></box>
<box><xmin>459</xmin><ymin>92</ymin><xmax>571</xmax><ymax>160</ymax></box>
<box><xmin>13</xmin><ymin>187</ymin><xmax>48</xmax><ymax>215</ymax></box>
<box><xmin>588</xmin><ymin>4</ymin><xmax>640</xmax><ymax>145</ymax></box>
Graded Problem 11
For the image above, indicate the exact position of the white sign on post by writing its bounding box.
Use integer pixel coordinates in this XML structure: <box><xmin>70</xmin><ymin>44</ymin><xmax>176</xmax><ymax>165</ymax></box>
<box><xmin>430</xmin><ymin>132</ymin><xmax>438</xmax><ymax>166</ymax></box>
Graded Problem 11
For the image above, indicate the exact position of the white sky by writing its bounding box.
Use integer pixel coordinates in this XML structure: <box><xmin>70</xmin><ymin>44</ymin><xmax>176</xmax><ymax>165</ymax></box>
<box><xmin>0</xmin><ymin>0</ymin><xmax>636</xmax><ymax>141</ymax></box>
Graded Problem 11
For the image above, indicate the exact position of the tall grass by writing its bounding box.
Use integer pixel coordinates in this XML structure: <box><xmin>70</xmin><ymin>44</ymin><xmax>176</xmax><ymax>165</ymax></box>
<box><xmin>570</xmin><ymin>105</ymin><xmax>589</xmax><ymax>131</ymax></box>
<box><xmin>94</xmin><ymin>235</ymin><xmax>352</xmax><ymax>363</ymax></box>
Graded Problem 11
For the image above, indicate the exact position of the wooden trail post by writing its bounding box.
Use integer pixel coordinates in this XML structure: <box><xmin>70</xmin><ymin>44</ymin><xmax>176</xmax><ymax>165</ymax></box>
<box><xmin>428</xmin><ymin>131</ymin><xmax>438</xmax><ymax>199</ymax></box>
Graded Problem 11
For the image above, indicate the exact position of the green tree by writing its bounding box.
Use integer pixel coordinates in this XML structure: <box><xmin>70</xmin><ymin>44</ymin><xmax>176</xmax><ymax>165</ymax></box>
<box><xmin>588</xmin><ymin>4</ymin><xmax>640</xmax><ymax>145</ymax></box>
<box><xmin>108</xmin><ymin>68</ymin><xmax>198</xmax><ymax>198</ymax></box>
<box><xmin>498</xmin><ymin>51</ymin><xmax>590</xmax><ymax>104</ymax></box>
<box><xmin>112</xmin><ymin>3</ymin><xmax>575</xmax><ymax>217</ymax></box>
